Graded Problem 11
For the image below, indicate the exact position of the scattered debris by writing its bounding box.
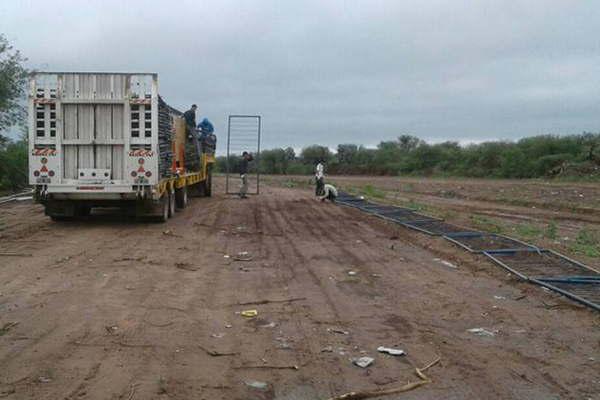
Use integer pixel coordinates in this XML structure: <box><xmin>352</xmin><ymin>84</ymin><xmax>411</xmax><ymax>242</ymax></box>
<box><xmin>223</xmin><ymin>254</ymin><xmax>230</xmax><ymax>259</ymax></box>
<box><xmin>237</xmin><ymin>297</ymin><xmax>306</xmax><ymax>306</ymax></box>
<box><xmin>225</xmin><ymin>324</ymin><xmax>232</xmax><ymax>329</ymax></box>
<box><xmin>377</xmin><ymin>346</ymin><xmax>405</xmax><ymax>356</ymax></box>
<box><xmin>175</xmin><ymin>262</ymin><xmax>198</xmax><ymax>271</ymax></box>
<box><xmin>0</xmin><ymin>322</ymin><xmax>18</xmax><ymax>336</ymax></box>
<box><xmin>38</xmin><ymin>376</ymin><xmax>52</xmax><ymax>383</ymax></box>
<box><xmin>493</xmin><ymin>295</ymin><xmax>506</xmax><ymax>300</ymax></box>
<box><xmin>321</xmin><ymin>346</ymin><xmax>334</xmax><ymax>353</ymax></box>
<box><xmin>468</xmin><ymin>328</ymin><xmax>496</xmax><ymax>337</ymax></box>
<box><xmin>162</xmin><ymin>230</ymin><xmax>182</xmax><ymax>237</ymax></box>
<box><xmin>0</xmin><ymin>252</ymin><xmax>32</xmax><ymax>257</ymax></box>
<box><xmin>126</xmin><ymin>383</ymin><xmax>139</xmax><ymax>400</ymax></box>
<box><xmin>433</xmin><ymin>258</ymin><xmax>457</xmax><ymax>269</ymax></box>
<box><xmin>347</xmin><ymin>271</ymin><xmax>357</xmax><ymax>276</ymax></box>
<box><xmin>240</xmin><ymin>309</ymin><xmax>258</xmax><ymax>318</ymax></box>
<box><xmin>276</xmin><ymin>342</ymin><xmax>291</xmax><ymax>350</ymax></box>
<box><xmin>210</xmin><ymin>333</ymin><xmax>225</xmax><ymax>338</ymax></box>
<box><xmin>113</xmin><ymin>256</ymin><xmax>145</xmax><ymax>262</ymax></box>
<box><xmin>245</xmin><ymin>380</ymin><xmax>268</xmax><ymax>390</ymax></box>
<box><xmin>104</xmin><ymin>325</ymin><xmax>118</xmax><ymax>335</ymax></box>
<box><xmin>353</xmin><ymin>357</ymin><xmax>374</xmax><ymax>368</ymax></box>
<box><xmin>327</xmin><ymin>356</ymin><xmax>441</xmax><ymax>400</ymax></box>
<box><xmin>259</xmin><ymin>322</ymin><xmax>277</xmax><ymax>328</ymax></box>
<box><xmin>236</xmin><ymin>364</ymin><xmax>298</xmax><ymax>370</ymax></box>
<box><xmin>198</xmin><ymin>344</ymin><xmax>239</xmax><ymax>357</ymax></box>
<box><xmin>328</xmin><ymin>328</ymin><xmax>349</xmax><ymax>335</ymax></box>
<box><xmin>157</xmin><ymin>376</ymin><xmax>168</xmax><ymax>394</ymax></box>
<box><xmin>233</xmin><ymin>252</ymin><xmax>253</xmax><ymax>261</ymax></box>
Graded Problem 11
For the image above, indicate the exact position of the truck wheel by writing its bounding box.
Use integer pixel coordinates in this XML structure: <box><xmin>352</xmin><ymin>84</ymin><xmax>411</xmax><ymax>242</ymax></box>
<box><xmin>168</xmin><ymin>190</ymin><xmax>176</xmax><ymax>217</ymax></box>
<box><xmin>205</xmin><ymin>169</ymin><xmax>212</xmax><ymax>197</ymax></box>
<box><xmin>158</xmin><ymin>195</ymin><xmax>169</xmax><ymax>222</ymax></box>
<box><xmin>76</xmin><ymin>205</ymin><xmax>91</xmax><ymax>217</ymax></box>
<box><xmin>175</xmin><ymin>186</ymin><xmax>188</xmax><ymax>209</ymax></box>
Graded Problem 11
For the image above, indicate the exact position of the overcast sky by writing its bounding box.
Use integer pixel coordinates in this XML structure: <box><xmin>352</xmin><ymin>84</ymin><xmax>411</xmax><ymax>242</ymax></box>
<box><xmin>2</xmin><ymin>0</ymin><xmax>599</xmax><ymax>149</ymax></box>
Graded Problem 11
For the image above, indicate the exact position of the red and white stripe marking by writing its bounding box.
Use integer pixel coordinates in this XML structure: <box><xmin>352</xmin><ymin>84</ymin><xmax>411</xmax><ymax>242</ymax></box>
<box><xmin>32</xmin><ymin>148</ymin><xmax>57</xmax><ymax>156</ymax></box>
<box><xmin>128</xmin><ymin>149</ymin><xmax>154</xmax><ymax>157</ymax></box>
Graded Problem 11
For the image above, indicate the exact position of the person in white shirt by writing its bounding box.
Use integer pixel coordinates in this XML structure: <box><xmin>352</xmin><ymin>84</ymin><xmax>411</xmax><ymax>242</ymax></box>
<box><xmin>318</xmin><ymin>183</ymin><xmax>338</xmax><ymax>202</ymax></box>
<box><xmin>315</xmin><ymin>161</ymin><xmax>324</xmax><ymax>196</ymax></box>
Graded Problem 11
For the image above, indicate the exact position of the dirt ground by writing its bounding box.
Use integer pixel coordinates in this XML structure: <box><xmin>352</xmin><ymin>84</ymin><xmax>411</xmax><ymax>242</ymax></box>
<box><xmin>266</xmin><ymin>175</ymin><xmax>600</xmax><ymax>269</ymax></box>
<box><xmin>0</xmin><ymin>177</ymin><xmax>599</xmax><ymax>399</ymax></box>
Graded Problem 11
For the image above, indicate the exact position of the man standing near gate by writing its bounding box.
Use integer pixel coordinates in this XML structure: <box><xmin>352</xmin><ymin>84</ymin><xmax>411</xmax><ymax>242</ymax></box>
<box><xmin>239</xmin><ymin>151</ymin><xmax>254</xmax><ymax>199</ymax></box>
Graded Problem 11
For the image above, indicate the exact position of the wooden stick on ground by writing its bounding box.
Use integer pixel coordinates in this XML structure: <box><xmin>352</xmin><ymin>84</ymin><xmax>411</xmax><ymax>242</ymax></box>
<box><xmin>233</xmin><ymin>364</ymin><xmax>299</xmax><ymax>370</ymax></box>
<box><xmin>326</xmin><ymin>356</ymin><xmax>441</xmax><ymax>400</ymax></box>
<box><xmin>237</xmin><ymin>297</ymin><xmax>307</xmax><ymax>306</ymax></box>
<box><xmin>198</xmin><ymin>345</ymin><xmax>239</xmax><ymax>357</ymax></box>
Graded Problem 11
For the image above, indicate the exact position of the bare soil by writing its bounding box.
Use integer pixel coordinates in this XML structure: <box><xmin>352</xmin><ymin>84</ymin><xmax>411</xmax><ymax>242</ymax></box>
<box><xmin>266</xmin><ymin>175</ymin><xmax>600</xmax><ymax>268</ymax></box>
<box><xmin>0</xmin><ymin>177</ymin><xmax>599</xmax><ymax>399</ymax></box>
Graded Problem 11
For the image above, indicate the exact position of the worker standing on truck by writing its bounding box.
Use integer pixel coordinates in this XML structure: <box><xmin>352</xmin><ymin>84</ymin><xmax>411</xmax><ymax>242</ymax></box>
<box><xmin>315</xmin><ymin>161</ymin><xmax>324</xmax><ymax>196</ymax></box>
<box><xmin>318</xmin><ymin>183</ymin><xmax>338</xmax><ymax>202</ymax></box>
<box><xmin>182</xmin><ymin>104</ymin><xmax>197</xmax><ymax>132</ymax></box>
<box><xmin>239</xmin><ymin>151</ymin><xmax>253</xmax><ymax>199</ymax></box>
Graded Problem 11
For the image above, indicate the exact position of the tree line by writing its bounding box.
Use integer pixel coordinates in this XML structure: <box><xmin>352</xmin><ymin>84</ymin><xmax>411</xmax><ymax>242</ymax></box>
<box><xmin>2</xmin><ymin>32</ymin><xmax>600</xmax><ymax>193</ymax></box>
<box><xmin>0</xmin><ymin>33</ymin><xmax>28</xmax><ymax>193</ymax></box>
<box><xmin>217</xmin><ymin>133</ymin><xmax>600</xmax><ymax>179</ymax></box>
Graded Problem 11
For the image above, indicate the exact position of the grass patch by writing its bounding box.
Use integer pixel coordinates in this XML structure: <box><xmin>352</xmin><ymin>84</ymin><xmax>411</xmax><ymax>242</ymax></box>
<box><xmin>570</xmin><ymin>228</ymin><xmax>600</xmax><ymax>258</ymax></box>
<box><xmin>470</xmin><ymin>215</ymin><xmax>504</xmax><ymax>234</ymax></box>
<box><xmin>405</xmin><ymin>199</ymin><xmax>427</xmax><ymax>212</ymax></box>
<box><xmin>515</xmin><ymin>223</ymin><xmax>543</xmax><ymax>238</ymax></box>
<box><xmin>360</xmin><ymin>184</ymin><xmax>387</xmax><ymax>199</ymax></box>
<box><xmin>544</xmin><ymin>221</ymin><xmax>558</xmax><ymax>240</ymax></box>
<box><xmin>281</xmin><ymin>179</ymin><xmax>297</xmax><ymax>188</ymax></box>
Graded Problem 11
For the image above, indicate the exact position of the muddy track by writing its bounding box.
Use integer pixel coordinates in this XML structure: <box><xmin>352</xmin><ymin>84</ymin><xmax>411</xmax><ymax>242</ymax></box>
<box><xmin>0</xmin><ymin>178</ymin><xmax>599</xmax><ymax>399</ymax></box>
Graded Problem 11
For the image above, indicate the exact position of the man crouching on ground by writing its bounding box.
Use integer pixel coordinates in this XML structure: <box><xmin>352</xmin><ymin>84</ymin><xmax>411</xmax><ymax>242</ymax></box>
<box><xmin>239</xmin><ymin>151</ymin><xmax>253</xmax><ymax>199</ymax></box>
<box><xmin>318</xmin><ymin>183</ymin><xmax>338</xmax><ymax>202</ymax></box>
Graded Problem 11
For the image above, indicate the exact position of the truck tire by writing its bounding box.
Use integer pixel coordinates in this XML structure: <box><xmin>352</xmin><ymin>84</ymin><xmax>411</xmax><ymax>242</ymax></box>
<box><xmin>50</xmin><ymin>215</ymin><xmax>70</xmax><ymax>222</ymax></box>
<box><xmin>175</xmin><ymin>186</ymin><xmax>188</xmax><ymax>209</ymax></box>
<box><xmin>76</xmin><ymin>205</ymin><xmax>91</xmax><ymax>217</ymax></box>
<box><xmin>158</xmin><ymin>195</ymin><xmax>169</xmax><ymax>222</ymax></box>
<box><xmin>168</xmin><ymin>189</ymin><xmax>176</xmax><ymax>217</ymax></box>
<box><xmin>205</xmin><ymin>168</ymin><xmax>212</xmax><ymax>197</ymax></box>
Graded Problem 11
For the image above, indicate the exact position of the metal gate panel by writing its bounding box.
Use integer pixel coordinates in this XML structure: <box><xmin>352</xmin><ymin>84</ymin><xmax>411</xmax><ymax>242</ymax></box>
<box><xmin>111</xmin><ymin>106</ymin><xmax>124</xmax><ymax>180</ymax></box>
<box><xmin>77</xmin><ymin>105</ymin><xmax>94</xmax><ymax>169</ymax></box>
<box><xmin>444</xmin><ymin>232</ymin><xmax>535</xmax><ymax>253</ymax></box>
<box><xmin>95</xmin><ymin>105</ymin><xmax>112</xmax><ymax>171</ymax></box>
<box><xmin>226</xmin><ymin>115</ymin><xmax>261</xmax><ymax>195</ymax></box>
<box><xmin>62</xmin><ymin>104</ymin><xmax>78</xmax><ymax>179</ymax></box>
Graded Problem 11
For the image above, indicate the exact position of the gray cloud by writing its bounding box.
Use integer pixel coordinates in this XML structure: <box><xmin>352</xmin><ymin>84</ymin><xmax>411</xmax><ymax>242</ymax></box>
<box><xmin>2</xmin><ymin>0</ymin><xmax>599</xmax><ymax>148</ymax></box>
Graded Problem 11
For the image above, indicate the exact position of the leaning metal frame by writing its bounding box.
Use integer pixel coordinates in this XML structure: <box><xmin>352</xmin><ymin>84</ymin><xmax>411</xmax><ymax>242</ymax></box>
<box><xmin>225</xmin><ymin>115</ymin><xmax>261</xmax><ymax>195</ymax></box>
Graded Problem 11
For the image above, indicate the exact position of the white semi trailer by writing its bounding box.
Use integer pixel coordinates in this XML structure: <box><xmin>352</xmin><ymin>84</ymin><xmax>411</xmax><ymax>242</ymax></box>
<box><xmin>28</xmin><ymin>72</ymin><xmax>214</xmax><ymax>221</ymax></box>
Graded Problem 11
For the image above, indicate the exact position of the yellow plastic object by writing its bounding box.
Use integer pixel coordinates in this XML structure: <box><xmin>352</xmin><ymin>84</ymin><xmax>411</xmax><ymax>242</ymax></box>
<box><xmin>240</xmin><ymin>309</ymin><xmax>258</xmax><ymax>318</ymax></box>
